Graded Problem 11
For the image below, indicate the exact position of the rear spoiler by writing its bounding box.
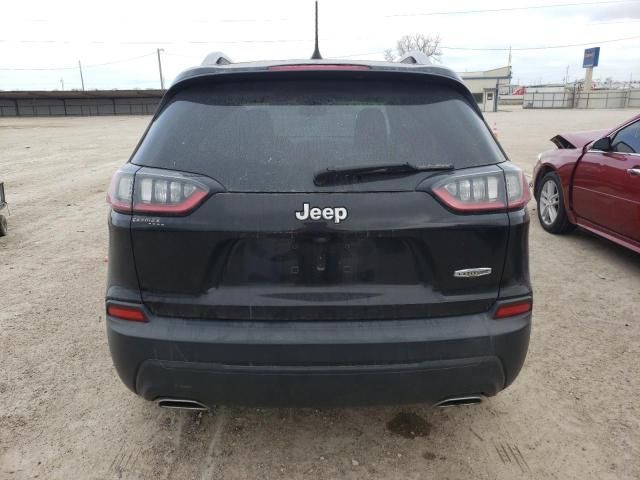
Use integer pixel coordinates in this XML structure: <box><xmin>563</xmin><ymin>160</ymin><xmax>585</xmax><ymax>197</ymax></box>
<box><xmin>156</xmin><ymin>67</ymin><xmax>480</xmax><ymax>121</ymax></box>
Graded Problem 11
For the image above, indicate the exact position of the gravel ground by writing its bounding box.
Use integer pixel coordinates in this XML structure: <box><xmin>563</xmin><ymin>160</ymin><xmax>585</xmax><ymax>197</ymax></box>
<box><xmin>1</xmin><ymin>108</ymin><xmax>639</xmax><ymax>480</ymax></box>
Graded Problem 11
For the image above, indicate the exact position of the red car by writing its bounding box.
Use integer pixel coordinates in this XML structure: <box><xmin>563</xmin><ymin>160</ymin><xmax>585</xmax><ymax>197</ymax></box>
<box><xmin>533</xmin><ymin>114</ymin><xmax>640</xmax><ymax>253</ymax></box>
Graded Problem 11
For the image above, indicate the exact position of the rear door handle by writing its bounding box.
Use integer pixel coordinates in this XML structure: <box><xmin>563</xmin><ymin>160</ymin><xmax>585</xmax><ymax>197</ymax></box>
<box><xmin>627</xmin><ymin>168</ymin><xmax>640</xmax><ymax>176</ymax></box>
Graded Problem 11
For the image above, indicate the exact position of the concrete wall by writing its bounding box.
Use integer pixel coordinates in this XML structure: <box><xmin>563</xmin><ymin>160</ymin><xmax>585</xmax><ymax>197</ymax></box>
<box><xmin>523</xmin><ymin>91</ymin><xmax>574</xmax><ymax>109</ymax></box>
<box><xmin>498</xmin><ymin>95</ymin><xmax>524</xmax><ymax>105</ymax></box>
<box><xmin>575</xmin><ymin>89</ymin><xmax>637</xmax><ymax>109</ymax></box>
<box><xmin>0</xmin><ymin>92</ymin><xmax>162</xmax><ymax>117</ymax></box>
<box><xmin>525</xmin><ymin>85</ymin><xmax>568</xmax><ymax>94</ymax></box>
<box><xmin>523</xmin><ymin>89</ymin><xmax>640</xmax><ymax>109</ymax></box>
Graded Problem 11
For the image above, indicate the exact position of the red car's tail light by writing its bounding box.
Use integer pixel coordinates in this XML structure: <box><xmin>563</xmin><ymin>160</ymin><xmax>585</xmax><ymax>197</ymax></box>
<box><xmin>494</xmin><ymin>300</ymin><xmax>532</xmax><ymax>319</ymax></box>
<box><xmin>108</xmin><ymin>167</ymin><xmax>210</xmax><ymax>216</ymax></box>
<box><xmin>432</xmin><ymin>167</ymin><xmax>530</xmax><ymax>213</ymax></box>
<box><xmin>107</xmin><ymin>304</ymin><xmax>147</xmax><ymax>322</ymax></box>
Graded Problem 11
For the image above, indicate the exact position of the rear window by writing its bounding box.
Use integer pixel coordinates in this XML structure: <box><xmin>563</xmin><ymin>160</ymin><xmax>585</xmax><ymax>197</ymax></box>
<box><xmin>132</xmin><ymin>79</ymin><xmax>505</xmax><ymax>192</ymax></box>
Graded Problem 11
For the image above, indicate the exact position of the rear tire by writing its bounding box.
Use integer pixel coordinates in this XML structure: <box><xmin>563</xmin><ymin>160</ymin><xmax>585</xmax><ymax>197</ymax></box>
<box><xmin>537</xmin><ymin>172</ymin><xmax>574</xmax><ymax>234</ymax></box>
<box><xmin>0</xmin><ymin>215</ymin><xmax>7</xmax><ymax>237</ymax></box>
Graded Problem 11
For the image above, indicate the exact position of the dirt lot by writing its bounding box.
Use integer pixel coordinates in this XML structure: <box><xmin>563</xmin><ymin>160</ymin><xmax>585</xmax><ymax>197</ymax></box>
<box><xmin>1</xmin><ymin>108</ymin><xmax>639</xmax><ymax>480</ymax></box>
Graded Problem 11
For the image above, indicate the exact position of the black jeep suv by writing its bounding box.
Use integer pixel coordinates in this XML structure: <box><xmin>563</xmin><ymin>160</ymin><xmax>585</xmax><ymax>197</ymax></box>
<box><xmin>106</xmin><ymin>56</ymin><xmax>531</xmax><ymax>409</ymax></box>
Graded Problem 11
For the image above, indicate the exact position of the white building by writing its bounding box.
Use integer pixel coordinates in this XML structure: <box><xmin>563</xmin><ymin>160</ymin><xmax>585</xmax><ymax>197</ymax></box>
<box><xmin>458</xmin><ymin>66</ymin><xmax>512</xmax><ymax>112</ymax></box>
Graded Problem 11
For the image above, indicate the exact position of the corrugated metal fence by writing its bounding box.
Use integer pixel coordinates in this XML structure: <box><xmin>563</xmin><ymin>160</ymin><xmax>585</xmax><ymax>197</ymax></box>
<box><xmin>0</xmin><ymin>91</ymin><xmax>163</xmax><ymax>117</ymax></box>
<box><xmin>523</xmin><ymin>89</ymin><xmax>640</xmax><ymax>109</ymax></box>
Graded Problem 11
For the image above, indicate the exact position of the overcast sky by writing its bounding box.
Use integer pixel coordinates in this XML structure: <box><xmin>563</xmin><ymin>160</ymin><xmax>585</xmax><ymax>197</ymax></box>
<box><xmin>1</xmin><ymin>0</ymin><xmax>639</xmax><ymax>90</ymax></box>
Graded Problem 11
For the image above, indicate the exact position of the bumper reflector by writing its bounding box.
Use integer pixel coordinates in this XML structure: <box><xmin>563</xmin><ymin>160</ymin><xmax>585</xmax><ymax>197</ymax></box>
<box><xmin>494</xmin><ymin>300</ymin><xmax>532</xmax><ymax>319</ymax></box>
<box><xmin>107</xmin><ymin>304</ymin><xmax>147</xmax><ymax>322</ymax></box>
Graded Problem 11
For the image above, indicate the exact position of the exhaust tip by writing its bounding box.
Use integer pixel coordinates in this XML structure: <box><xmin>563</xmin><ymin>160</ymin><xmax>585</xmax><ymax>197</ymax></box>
<box><xmin>156</xmin><ymin>398</ymin><xmax>209</xmax><ymax>411</ymax></box>
<box><xmin>434</xmin><ymin>395</ymin><xmax>483</xmax><ymax>408</ymax></box>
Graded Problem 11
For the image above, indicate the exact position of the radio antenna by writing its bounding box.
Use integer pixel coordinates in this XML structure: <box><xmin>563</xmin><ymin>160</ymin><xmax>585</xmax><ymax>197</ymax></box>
<box><xmin>311</xmin><ymin>1</ymin><xmax>322</xmax><ymax>59</ymax></box>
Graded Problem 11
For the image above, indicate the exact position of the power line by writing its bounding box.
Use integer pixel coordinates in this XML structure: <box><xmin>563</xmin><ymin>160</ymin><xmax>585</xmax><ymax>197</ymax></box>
<box><xmin>9</xmin><ymin>0</ymin><xmax>640</xmax><ymax>24</ymax></box>
<box><xmin>0</xmin><ymin>64</ymin><xmax>77</xmax><ymax>71</ymax></box>
<box><xmin>442</xmin><ymin>34</ymin><xmax>640</xmax><ymax>51</ymax></box>
<box><xmin>336</xmin><ymin>35</ymin><xmax>640</xmax><ymax>57</ymax></box>
<box><xmin>386</xmin><ymin>0</ymin><xmax>640</xmax><ymax>17</ymax></box>
<box><xmin>83</xmin><ymin>52</ymin><xmax>156</xmax><ymax>67</ymax></box>
<box><xmin>164</xmin><ymin>52</ymin><xmax>202</xmax><ymax>59</ymax></box>
<box><xmin>10</xmin><ymin>16</ymin><xmax>294</xmax><ymax>25</ymax></box>
<box><xmin>0</xmin><ymin>52</ymin><xmax>156</xmax><ymax>71</ymax></box>
<box><xmin>0</xmin><ymin>38</ymin><xmax>309</xmax><ymax>45</ymax></box>
<box><xmin>334</xmin><ymin>51</ymin><xmax>385</xmax><ymax>58</ymax></box>
<box><xmin>2</xmin><ymin>34</ymin><xmax>640</xmax><ymax>72</ymax></box>
<box><xmin>1</xmin><ymin>14</ymin><xmax>638</xmax><ymax>51</ymax></box>
<box><xmin>589</xmin><ymin>19</ymin><xmax>640</xmax><ymax>25</ymax></box>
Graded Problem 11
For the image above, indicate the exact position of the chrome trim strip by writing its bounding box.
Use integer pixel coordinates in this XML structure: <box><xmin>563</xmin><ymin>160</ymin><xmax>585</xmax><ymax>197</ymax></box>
<box><xmin>587</xmin><ymin>150</ymin><xmax>640</xmax><ymax>157</ymax></box>
<box><xmin>453</xmin><ymin>267</ymin><xmax>492</xmax><ymax>278</ymax></box>
<box><xmin>434</xmin><ymin>395</ymin><xmax>483</xmax><ymax>407</ymax></box>
<box><xmin>156</xmin><ymin>398</ymin><xmax>209</xmax><ymax>411</ymax></box>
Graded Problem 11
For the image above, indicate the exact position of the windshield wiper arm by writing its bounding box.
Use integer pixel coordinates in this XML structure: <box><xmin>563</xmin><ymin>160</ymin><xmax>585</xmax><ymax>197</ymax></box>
<box><xmin>313</xmin><ymin>162</ymin><xmax>454</xmax><ymax>186</ymax></box>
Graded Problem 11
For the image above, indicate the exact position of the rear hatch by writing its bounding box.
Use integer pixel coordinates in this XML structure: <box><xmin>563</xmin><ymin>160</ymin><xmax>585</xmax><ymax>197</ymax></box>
<box><xmin>128</xmin><ymin>75</ymin><xmax>511</xmax><ymax>321</ymax></box>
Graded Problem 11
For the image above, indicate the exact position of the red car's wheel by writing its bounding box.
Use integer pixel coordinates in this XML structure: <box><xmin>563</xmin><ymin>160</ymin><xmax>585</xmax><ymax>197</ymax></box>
<box><xmin>537</xmin><ymin>172</ymin><xmax>574</xmax><ymax>234</ymax></box>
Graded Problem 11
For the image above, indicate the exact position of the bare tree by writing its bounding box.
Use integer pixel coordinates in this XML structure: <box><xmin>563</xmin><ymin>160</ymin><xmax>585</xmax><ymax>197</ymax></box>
<box><xmin>384</xmin><ymin>34</ymin><xmax>442</xmax><ymax>62</ymax></box>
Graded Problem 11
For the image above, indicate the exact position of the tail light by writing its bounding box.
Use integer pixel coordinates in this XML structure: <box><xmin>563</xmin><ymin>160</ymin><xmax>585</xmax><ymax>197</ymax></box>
<box><xmin>431</xmin><ymin>166</ymin><xmax>530</xmax><ymax>213</ymax></box>
<box><xmin>107</xmin><ymin>303</ymin><xmax>147</xmax><ymax>322</ymax></box>
<box><xmin>268</xmin><ymin>64</ymin><xmax>371</xmax><ymax>71</ymax></box>
<box><xmin>494</xmin><ymin>299</ymin><xmax>532</xmax><ymax>319</ymax></box>
<box><xmin>108</xmin><ymin>166</ymin><xmax>210</xmax><ymax>215</ymax></box>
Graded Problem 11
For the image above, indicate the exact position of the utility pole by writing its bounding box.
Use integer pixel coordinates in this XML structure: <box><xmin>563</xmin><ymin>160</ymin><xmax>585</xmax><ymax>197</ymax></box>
<box><xmin>565</xmin><ymin>64</ymin><xmax>569</xmax><ymax>85</ymax></box>
<box><xmin>78</xmin><ymin>60</ymin><xmax>85</xmax><ymax>91</ymax></box>
<box><xmin>60</xmin><ymin>78</ymin><xmax>65</xmax><ymax>90</ymax></box>
<box><xmin>157</xmin><ymin>48</ymin><xmax>165</xmax><ymax>90</ymax></box>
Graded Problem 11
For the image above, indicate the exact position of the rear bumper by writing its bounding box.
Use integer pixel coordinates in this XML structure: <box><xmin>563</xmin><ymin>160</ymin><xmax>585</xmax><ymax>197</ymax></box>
<box><xmin>106</xmin><ymin>308</ymin><xmax>531</xmax><ymax>407</ymax></box>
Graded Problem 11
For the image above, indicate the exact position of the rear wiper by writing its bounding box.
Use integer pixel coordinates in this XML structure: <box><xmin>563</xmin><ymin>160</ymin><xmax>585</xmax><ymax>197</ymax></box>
<box><xmin>314</xmin><ymin>162</ymin><xmax>454</xmax><ymax>186</ymax></box>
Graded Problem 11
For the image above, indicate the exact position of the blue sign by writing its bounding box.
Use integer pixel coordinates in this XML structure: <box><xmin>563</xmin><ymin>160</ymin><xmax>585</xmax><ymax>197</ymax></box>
<box><xmin>583</xmin><ymin>47</ymin><xmax>600</xmax><ymax>68</ymax></box>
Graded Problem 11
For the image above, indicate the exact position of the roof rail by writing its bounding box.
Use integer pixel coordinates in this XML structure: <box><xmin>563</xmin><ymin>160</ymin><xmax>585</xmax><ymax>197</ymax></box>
<box><xmin>201</xmin><ymin>52</ymin><xmax>233</xmax><ymax>66</ymax></box>
<box><xmin>397</xmin><ymin>51</ymin><xmax>431</xmax><ymax>65</ymax></box>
